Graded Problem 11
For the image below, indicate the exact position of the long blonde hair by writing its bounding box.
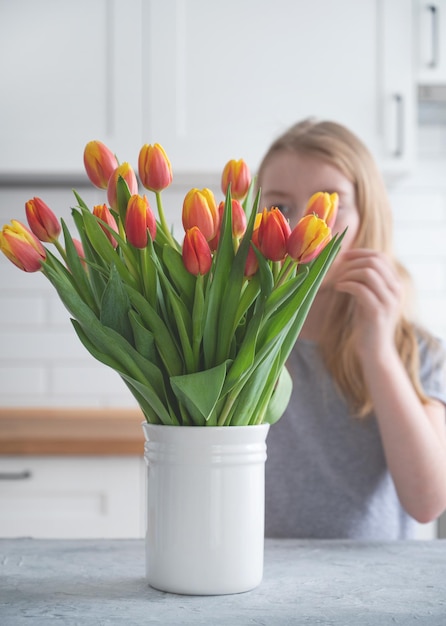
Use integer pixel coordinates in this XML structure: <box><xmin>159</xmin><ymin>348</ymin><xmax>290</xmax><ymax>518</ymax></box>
<box><xmin>258</xmin><ymin>119</ymin><xmax>432</xmax><ymax>417</ymax></box>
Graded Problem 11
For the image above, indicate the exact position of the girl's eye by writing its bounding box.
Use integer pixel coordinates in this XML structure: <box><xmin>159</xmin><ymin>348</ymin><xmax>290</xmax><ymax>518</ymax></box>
<box><xmin>271</xmin><ymin>204</ymin><xmax>292</xmax><ymax>218</ymax></box>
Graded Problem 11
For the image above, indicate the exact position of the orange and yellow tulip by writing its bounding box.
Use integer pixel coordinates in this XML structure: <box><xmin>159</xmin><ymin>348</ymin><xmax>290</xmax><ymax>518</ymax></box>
<box><xmin>304</xmin><ymin>192</ymin><xmax>338</xmax><ymax>229</ymax></box>
<box><xmin>182</xmin><ymin>227</ymin><xmax>212</xmax><ymax>276</ymax></box>
<box><xmin>107</xmin><ymin>162</ymin><xmax>138</xmax><ymax>212</ymax></box>
<box><xmin>25</xmin><ymin>197</ymin><xmax>61</xmax><ymax>243</ymax></box>
<box><xmin>83</xmin><ymin>140</ymin><xmax>119</xmax><ymax>189</ymax></box>
<box><xmin>244</xmin><ymin>213</ymin><xmax>262</xmax><ymax>277</ymax></box>
<box><xmin>221</xmin><ymin>159</ymin><xmax>251</xmax><ymax>200</ymax></box>
<box><xmin>257</xmin><ymin>207</ymin><xmax>291</xmax><ymax>262</ymax></box>
<box><xmin>138</xmin><ymin>143</ymin><xmax>173</xmax><ymax>193</ymax></box>
<box><xmin>0</xmin><ymin>220</ymin><xmax>46</xmax><ymax>272</ymax></box>
<box><xmin>125</xmin><ymin>194</ymin><xmax>157</xmax><ymax>248</ymax></box>
<box><xmin>182</xmin><ymin>188</ymin><xmax>219</xmax><ymax>242</ymax></box>
<box><xmin>287</xmin><ymin>214</ymin><xmax>332</xmax><ymax>264</ymax></box>
<box><xmin>92</xmin><ymin>204</ymin><xmax>119</xmax><ymax>248</ymax></box>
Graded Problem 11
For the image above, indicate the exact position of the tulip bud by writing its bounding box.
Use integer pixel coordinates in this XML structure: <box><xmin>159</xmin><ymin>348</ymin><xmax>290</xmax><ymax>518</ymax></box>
<box><xmin>125</xmin><ymin>194</ymin><xmax>157</xmax><ymax>248</ymax></box>
<box><xmin>25</xmin><ymin>197</ymin><xmax>61</xmax><ymax>243</ymax></box>
<box><xmin>0</xmin><ymin>220</ymin><xmax>46</xmax><ymax>272</ymax></box>
<box><xmin>304</xmin><ymin>192</ymin><xmax>339</xmax><ymax>229</ymax></box>
<box><xmin>138</xmin><ymin>143</ymin><xmax>173</xmax><ymax>192</ymax></box>
<box><xmin>182</xmin><ymin>227</ymin><xmax>212</xmax><ymax>276</ymax></box>
<box><xmin>182</xmin><ymin>188</ymin><xmax>219</xmax><ymax>242</ymax></box>
<box><xmin>83</xmin><ymin>140</ymin><xmax>119</xmax><ymax>189</ymax></box>
<box><xmin>107</xmin><ymin>162</ymin><xmax>138</xmax><ymax>212</ymax></box>
<box><xmin>221</xmin><ymin>159</ymin><xmax>251</xmax><ymax>200</ymax></box>
<box><xmin>93</xmin><ymin>204</ymin><xmax>119</xmax><ymax>248</ymax></box>
<box><xmin>244</xmin><ymin>213</ymin><xmax>262</xmax><ymax>277</ymax></box>
<box><xmin>218</xmin><ymin>199</ymin><xmax>247</xmax><ymax>238</ymax></box>
<box><xmin>287</xmin><ymin>214</ymin><xmax>332</xmax><ymax>264</ymax></box>
<box><xmin>257</xmin><ymin>207</ymin><xmax>291</xmax><ymax>262</ymax></box>
<box><xmin>72</xmin><ymin>238</ymin><xmax>86</xmax><ymax>268</ymax></box>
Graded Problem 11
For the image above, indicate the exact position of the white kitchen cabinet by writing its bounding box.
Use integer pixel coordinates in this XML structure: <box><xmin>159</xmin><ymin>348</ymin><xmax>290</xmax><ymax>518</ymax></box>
<box><xmin>142</xmin><ymin>0</ymin><xmax>415</xmax><ymax>176</ymax></box>
<box><xmin>0</xmin><ymin>456</ymin><xmax>146</xmax><ymax>538</ymax></box>
<box><xmin>0</xmin><ymin>0</ymin><xmax>143</xmax><ymax>177</ymax></box>
<box><xmin>0</xmin><ymin>0</ymin><xmax>415</xmax><ymax>179</ymax></box>
<box><xmin>415</xmin><ymin>0</ymin><xmax>446</xmax><ymax>83</ymax></box>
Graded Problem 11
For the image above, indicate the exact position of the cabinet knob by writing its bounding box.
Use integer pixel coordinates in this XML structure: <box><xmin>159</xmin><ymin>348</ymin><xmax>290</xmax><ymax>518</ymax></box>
<box><xmin>0</xmin><ymin>470</ymin><xmax>32</xmax><ymax>480</ymax></box>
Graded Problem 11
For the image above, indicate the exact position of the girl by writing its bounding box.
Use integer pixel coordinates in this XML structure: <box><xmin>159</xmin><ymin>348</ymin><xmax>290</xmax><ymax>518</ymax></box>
<box><xmin>258</xmin><ymin>119</ymin><xmax>446</xmax><ymax>539</ymax></box>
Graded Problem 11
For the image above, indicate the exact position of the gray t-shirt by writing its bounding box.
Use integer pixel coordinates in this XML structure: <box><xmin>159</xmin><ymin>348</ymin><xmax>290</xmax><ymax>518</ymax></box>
<box><xmin>265</xmin><ymin>334</ymin><xmax>446</xmax><ymax>539</ymax></box>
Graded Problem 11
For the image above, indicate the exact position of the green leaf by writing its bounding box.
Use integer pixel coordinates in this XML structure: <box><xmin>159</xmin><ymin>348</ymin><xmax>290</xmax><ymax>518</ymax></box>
<box><xmin>202</xmin><ymin>192</ymin><xmax>235</xmax><ymax>368</ymax></box>
<box><xmin>100</xmin><ymin>265</ymin><xmax>134</xmax><ymax>344</ymax></box>
<box><xmin>128</xmin><ymin>310</ymin><xmax>158</xmax><ymax>364</ymax></box>
<box><xmin>125</xmin><ymin>284</ymin><xmax>183</xmax><ymax>376</ymax></box>
<box><xmin>170</xmin><ymin>361</ymin><xmax>228</xmax><ymax>425</ymax></box>
<box><xmin>262</xmin><ymin>364</ymin><xmax>293</xmax><ymax>425</ymax></box>
<box><xmin>162</xmin><ymin>244</ymin><xmax>196</xmax><ymax>310</ymax></box>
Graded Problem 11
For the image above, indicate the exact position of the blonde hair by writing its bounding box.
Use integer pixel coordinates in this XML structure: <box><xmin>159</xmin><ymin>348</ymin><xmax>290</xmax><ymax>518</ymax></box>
<box><xmin>258</xmin><ymin>118</ymin><xmax>433</xmax><ymax>417</ymax></box>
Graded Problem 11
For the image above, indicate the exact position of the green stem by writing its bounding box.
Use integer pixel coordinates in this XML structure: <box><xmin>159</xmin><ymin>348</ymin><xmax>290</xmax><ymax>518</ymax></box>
<box><xmin>53</xmin><ymin>239</ymin><xmax>69</xmax><ymax>265</ymax></box>
<box><xmin>155</xmin><ymin>191</ymin><xmax>177</xmax><ymax>248</ymax></box>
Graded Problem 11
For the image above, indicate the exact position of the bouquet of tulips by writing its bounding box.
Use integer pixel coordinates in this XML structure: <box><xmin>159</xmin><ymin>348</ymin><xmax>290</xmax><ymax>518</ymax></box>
<box><xmin>0</xmin><ymin>141</ymin><xmax>342</xmax><ymax>426</ymax></box>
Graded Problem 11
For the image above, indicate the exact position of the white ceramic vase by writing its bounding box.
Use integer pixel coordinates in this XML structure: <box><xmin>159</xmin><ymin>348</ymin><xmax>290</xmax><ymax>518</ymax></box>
<box><xmin>142</xmin><ymin>422</ymin><xmax>270</xmax><ymax>595</ymax></box>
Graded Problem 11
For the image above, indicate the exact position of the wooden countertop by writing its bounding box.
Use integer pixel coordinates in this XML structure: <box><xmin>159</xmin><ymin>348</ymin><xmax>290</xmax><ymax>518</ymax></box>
<box><xmin>0</xmin><ymin>407</ymin><xmax>145</xmax><ymax>455</ymax></box>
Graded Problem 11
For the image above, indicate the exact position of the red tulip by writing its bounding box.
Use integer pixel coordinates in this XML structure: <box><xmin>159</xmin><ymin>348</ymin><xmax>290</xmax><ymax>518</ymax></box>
<box><xmin>0</xmin><ymin>220</ymin><xmax>46</xmax><ymax>272</ymax></box>
<box><xmin>138</xmin><ymin>143</ymin><xmax>173</xmax><ymax>192</ymax></box>
<box><xmin>125</xmin><ymin>194</ymin><xmax>157</xmax><ymax>248</ymax></box>
<box><xmin>25</xmin><ymin>197</ymin><xmax>61</xmax><ymax>243</ymax></box>
<box><xmin>182</xmin><ymin>227</ymin><xmax>212</xmax><ymax>276</ymax></box>
<box><xmin>83</xmin><ymin>140</ymin><xmax>119</xmax><ymax>189</ymax></box>
<box><xmin>257</xmin><ymin>207</ymin><xmax>291</xmax><ymax>261</ymax></box>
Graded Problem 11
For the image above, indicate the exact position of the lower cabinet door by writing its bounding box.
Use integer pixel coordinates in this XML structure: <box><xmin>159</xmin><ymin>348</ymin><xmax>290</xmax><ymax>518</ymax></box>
<box><xmin>0</xmin><ymin>456</ymin><xmax>146</xmax><ymax>538</ymax></box>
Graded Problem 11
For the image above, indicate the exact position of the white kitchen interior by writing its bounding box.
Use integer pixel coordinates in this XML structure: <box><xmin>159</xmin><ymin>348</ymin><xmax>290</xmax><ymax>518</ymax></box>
<box><xmin>0</xmin><ymin>0</ymin><xmax>446</xmax><ymax>539</ymax></box>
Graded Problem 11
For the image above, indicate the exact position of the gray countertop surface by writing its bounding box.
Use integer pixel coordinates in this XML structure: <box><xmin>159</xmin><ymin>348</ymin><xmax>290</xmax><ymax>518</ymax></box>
<box><xmin>1</xmin><ymin>538</ymin><xmax>445</xmax><ymax>625</ymax></box>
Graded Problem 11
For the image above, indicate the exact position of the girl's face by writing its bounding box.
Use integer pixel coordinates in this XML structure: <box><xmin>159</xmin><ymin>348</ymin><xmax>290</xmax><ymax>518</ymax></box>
<box><xmin>259</xmin><ymin>150</ymin><xmax>360</xmax><ymax>256</ymax></box>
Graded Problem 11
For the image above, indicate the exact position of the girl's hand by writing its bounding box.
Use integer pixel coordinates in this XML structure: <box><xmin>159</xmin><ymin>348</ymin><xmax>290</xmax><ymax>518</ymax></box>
<box><xmin>333</xmin><ymin>248</ymin><xmax>403</xmax><ymax>359</ymax></box>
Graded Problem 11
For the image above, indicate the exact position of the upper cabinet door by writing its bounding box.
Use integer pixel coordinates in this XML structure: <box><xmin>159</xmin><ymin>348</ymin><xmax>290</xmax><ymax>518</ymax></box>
<box><xmin>416</xmin><ymin>0</ymin><xmax>446</xmax><ymax>83</ymax></box>
<box><xmin>0</xmin><ymin>0</ymin><xmax>143</xmax><ymax>177</ymax></box>
<box><xmin>142</xmin><ymin>0</ymin><xmax>414</xmax><ymax>176</ymax></box>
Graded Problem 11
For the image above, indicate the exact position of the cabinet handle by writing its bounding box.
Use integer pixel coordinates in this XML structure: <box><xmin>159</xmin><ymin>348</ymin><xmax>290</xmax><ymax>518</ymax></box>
<box><xmin>392</xmin><ymin>94</ymin><xmax>404</xmax><ymax>158</ymax></box>
<box><xmin>0</xmin><ymin>470</ymin><xmax>32</xmax><ymax>480</ymax></box>
<box><xmin>427</xmin><ymin>4</ymin><xmax>439</xmax><ymax>68</ymax></box>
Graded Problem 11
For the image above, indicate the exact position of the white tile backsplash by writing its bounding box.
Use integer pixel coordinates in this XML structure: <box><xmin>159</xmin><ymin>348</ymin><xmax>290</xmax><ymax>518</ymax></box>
<box><xmin>1</xmin><ymin>163</ymin><xmax>445</xmax><ymax>407</ymax></box>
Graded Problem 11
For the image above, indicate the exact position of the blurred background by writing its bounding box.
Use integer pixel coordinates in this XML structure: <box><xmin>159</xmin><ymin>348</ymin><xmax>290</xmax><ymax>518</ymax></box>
<box><xmin>0</xmin><ymin>0</ymin><xmax>445</xmax><ymax>539</ymax></box>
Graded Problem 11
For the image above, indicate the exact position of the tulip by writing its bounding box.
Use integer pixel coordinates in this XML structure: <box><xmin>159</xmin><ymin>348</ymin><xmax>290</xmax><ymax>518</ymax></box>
<box><xmin>304</xmin><ymin>191</ymin><xmax>338</xmax><ymax>229</ymax></box>
<box><xmin>218</xmin><ymin>199</ymin><xmax>247</xmax><ymax>238</ymax></box>
<box><xmin>257</xmin><ymin>207</ymin><xmax>291</xmax><ymax>262</ymax></box>
<box><xmin>83</xmin><ymin>140</ymin><xmax>119</xmax><ymax>189</ymax></box>
<box><xmin>0</xmin><ymin>220</ymin><xmax>46</xmax><ymax>272</ymax></box>
<box><xmin>107</xmin><ymin>162</ymin><xmax>138</xmax><ymax>212</ymax></box>
<box><xmin>25</xmin><ymin>197</ymin><xmax>61</xmax><ymax>243</ymax></box>
<box><xmin>125</xmin><ymin>194</ymin><xmax>157</xmax><ymax>248</ymax></box>
<box><xmin>72</xmin><ymin>238</ymin><xmax>86</xmax><ymax>268</ymax></box>
<box><xmin>182</xmin><ymin>227</ymin><xmax>212</xmax><ymax>276</ymax></box>
<box><xmin>244</xmin><ymin>213</ymin><xmax>262</xmax><ymax>277</ymax></box>
<box><xmin>138</xmin><ymin>143</ymin><xmax>173</xmax><ymax>192</ymax></box>
<box><xmin>182</xmin><ymin>188</ymin><xmax>219</xmax><ymax>242</ymax></box>
<box><xmin>287</xmin><ymin>214</ymin><xmax>332</xmax><ymax>264</ymax></box>
<box><xmin>221</xmin><ymin>159</ymin><xmax>251</xmax><ymax>200</ymax></box>
<box><xmin>93</xmin><ymin>204</ymin><xmax>119</xmax><ymax>248</ymax></box>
